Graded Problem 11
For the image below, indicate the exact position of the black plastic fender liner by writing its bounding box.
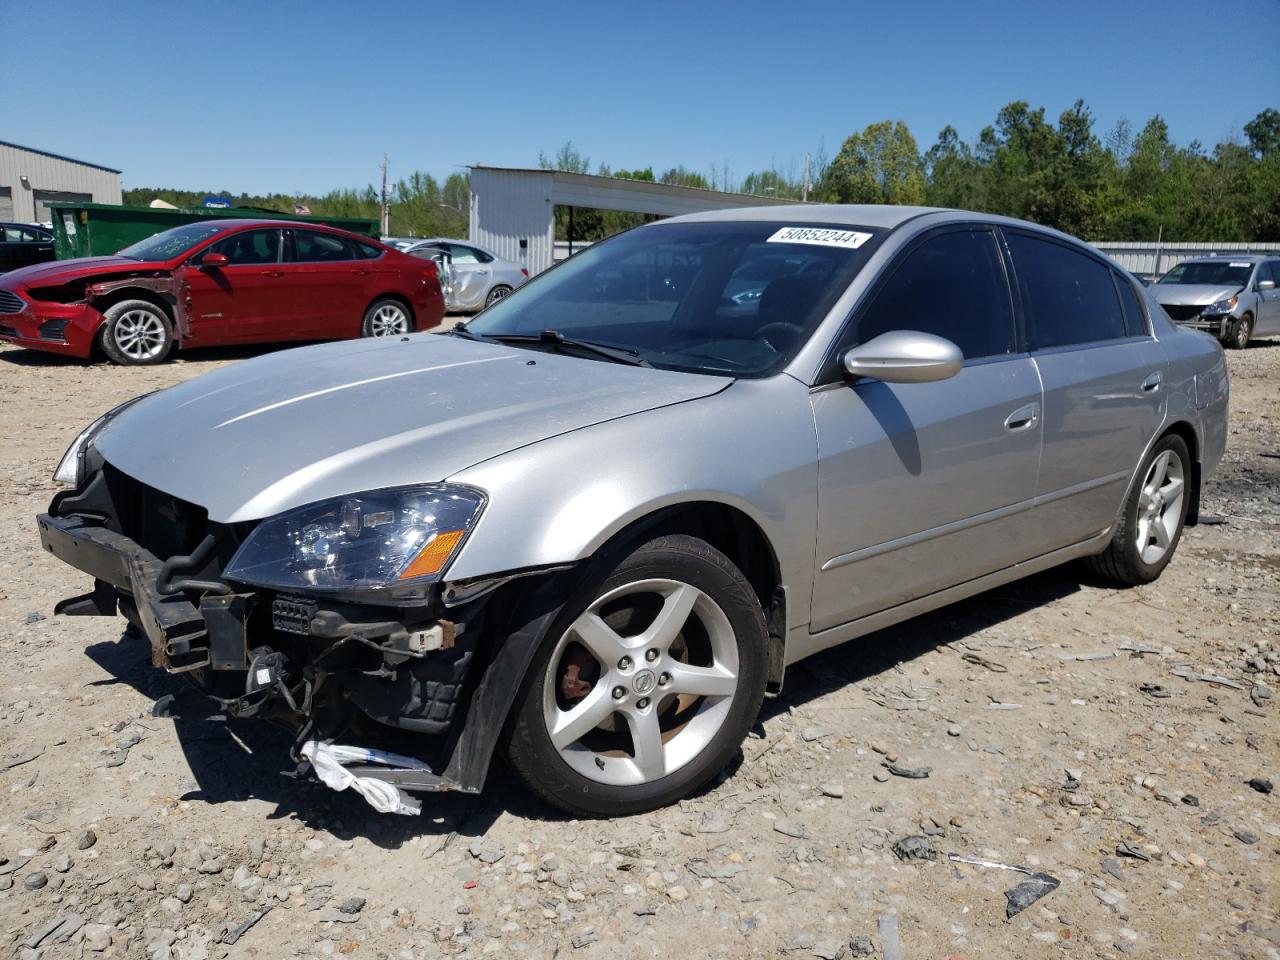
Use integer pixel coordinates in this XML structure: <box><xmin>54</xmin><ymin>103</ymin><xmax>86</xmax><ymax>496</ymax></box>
<box><xmin>438</xmin><ymin>568</ymin><xmax>582</xmax><ymax>793</ymax></box>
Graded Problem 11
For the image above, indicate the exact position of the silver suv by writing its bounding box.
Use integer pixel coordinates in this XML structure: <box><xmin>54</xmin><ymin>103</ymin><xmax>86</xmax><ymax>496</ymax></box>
<box><xmin>37</xmin><ymin>206</ymin><xmax>1228</xmax><ymax>818</ymax></box>
<box><xmin>1152</xmin><ymin>254</ymin><xmax>1280</xmax><ymax>349</ymax></box>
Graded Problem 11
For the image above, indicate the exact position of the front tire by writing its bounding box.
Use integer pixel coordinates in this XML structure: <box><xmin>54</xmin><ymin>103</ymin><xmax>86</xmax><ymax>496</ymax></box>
<box><xmin>1085</xmin><ymin>433</ymin><xmax>1190</xmax><ymax>585</ymax></box>
<box><xmin>1225</xmin><ymin>313</ymin><xmax>1253</xmax><ymax>350</ymax></box>
<box><xmin>99</xmin><ymin>299</ymin><xmax>174</xmax><ymax>365</ymax></box>
<box><xmin>361</xmin><ymin>298</ymin><xmax>414</xmax><ymax>337</ymax></box>
<box><xmin>505</xmin><ymin>534</ymin><xmax>768</xmax><ymax>817</ymax></box>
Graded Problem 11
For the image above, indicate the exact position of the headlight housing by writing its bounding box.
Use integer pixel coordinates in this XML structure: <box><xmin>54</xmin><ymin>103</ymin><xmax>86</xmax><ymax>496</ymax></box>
<box><xmin>223</xmin><ymin>484</ymin><xmax>486</xmax><ymax>604</ymax></box>
<box><xmin>1208</xmin><ymin>295</ymin><xmax>1238</xmax><ymax>315</ymax></box>
<box><xmin>53</xmin><ymin>392</ymin><xmax>155</xmax><ymax>486</ymax></box>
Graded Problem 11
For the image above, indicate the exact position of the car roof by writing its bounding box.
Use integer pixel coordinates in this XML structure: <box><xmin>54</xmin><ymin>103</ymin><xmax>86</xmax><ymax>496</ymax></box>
<box><xmin>1175</xmin><ymin>254</ymin><xmax>1270</xmax><ymax>264</ymax></box>
<box><xmin>665</xmin><ymin>204</ymin><xmax>943</xmax><ymax>228</ymax></box>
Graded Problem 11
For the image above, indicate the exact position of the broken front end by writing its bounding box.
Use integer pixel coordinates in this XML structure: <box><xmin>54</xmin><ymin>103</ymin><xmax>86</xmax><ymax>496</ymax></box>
<box><xmin>38</xmin><ymin>420</ymin><xmax>566</xmax><ymax>807</ymax></box>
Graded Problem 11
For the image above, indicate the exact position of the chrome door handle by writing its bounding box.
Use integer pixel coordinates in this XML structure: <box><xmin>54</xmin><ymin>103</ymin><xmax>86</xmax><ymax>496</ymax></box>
<box><xmin>1004</xmin><ymin>402</ymin><xmax>1040</xmax><ymax>432</ymax></box>
<box><xmin>1141</xmin><ymin>371</ymin><xmax>1163</xmax><ymax>392</ymax></box>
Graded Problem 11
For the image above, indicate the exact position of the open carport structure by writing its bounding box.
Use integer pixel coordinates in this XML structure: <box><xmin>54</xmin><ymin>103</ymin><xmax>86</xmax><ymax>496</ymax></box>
<box><xmin>468</xmin><ymin>165</ymin><xmax>796</xmax><ymax>275</ymax></box>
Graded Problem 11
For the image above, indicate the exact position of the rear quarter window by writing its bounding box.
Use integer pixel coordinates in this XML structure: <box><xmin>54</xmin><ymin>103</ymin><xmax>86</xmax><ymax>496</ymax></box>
<box><xmin>1007</xmin><ymin>233</ymin><xmax>1126</xmax><ymax>349</ymax></box>
<box><xmin>1113</xmin><ymin>273</ymin><xmax>1148</xmax><ymax>336</ymax></box>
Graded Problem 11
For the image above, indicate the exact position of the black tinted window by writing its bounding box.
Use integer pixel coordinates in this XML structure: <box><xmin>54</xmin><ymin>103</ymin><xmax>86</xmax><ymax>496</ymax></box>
<box><xmin>353</xmin><ymin>240</ymin><xmax>384</xmax><ymax>260</ymax></box>
<box><xmin>1114</xmin><ymin>273</ymin><xmax>1147</xmax><ymax>336</ymax></box>
<box><xmin>209</xmin><ymin>229</ymin><xmax>281</xmax><ymax>265</ymax></box>
<box><xmin>293</xmin><ymin>231</ymin><xmax>353</xmax><ymax>262</ymax></box>
<box><xmin>1007</xmin><ymin>234</ymin><xmax>1125</xmax><ymax>348</ymax></box>
<box><xmin>1264</xmin><ymin>261</ymin><xmax>1280</xmax><ymax>284</ymax></box>
<box><xmin>853</xmin><ymin>229</ymin><xmax>1014</xmax><ymax>359</ymax></box>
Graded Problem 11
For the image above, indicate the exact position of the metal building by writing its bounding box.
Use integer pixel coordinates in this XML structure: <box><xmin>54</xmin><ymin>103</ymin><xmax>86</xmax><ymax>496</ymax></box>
<box><xmin>1094</xmin><ymin>240</ymin><xmax>1280</xmax><ymax>279</ymax></box>
<box><xmin>469</xmin><ymin>166</ymin><xmax>795</xmax><ymax>275</ymax></box>
<box><xmin>0</xmin><ymin>141</ymin><xmax>123</xmax><ymax>224</ymax></box>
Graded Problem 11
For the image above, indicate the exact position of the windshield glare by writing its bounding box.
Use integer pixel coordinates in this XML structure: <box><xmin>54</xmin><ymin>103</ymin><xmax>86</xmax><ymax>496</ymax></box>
<box><xmin>465</xmin><ymin>221</ymin><xmax>883</xmax><ymax>376</ymax></box>
<box><xmin>1158</xmin><ymin>260</ymin><xmax>1254</xmax><ymax>287</ymax></box>
<box><xmin>117</xmin><ymin>223</ymin><xmax>226</xmax><ymax>261</ymax></box>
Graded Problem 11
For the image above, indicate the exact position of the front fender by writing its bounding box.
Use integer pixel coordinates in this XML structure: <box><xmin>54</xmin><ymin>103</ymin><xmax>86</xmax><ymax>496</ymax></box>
<box><xmin>443</xmin><ymin>375</ymin><xmax>821</xmax><ymax>628</ymax></box>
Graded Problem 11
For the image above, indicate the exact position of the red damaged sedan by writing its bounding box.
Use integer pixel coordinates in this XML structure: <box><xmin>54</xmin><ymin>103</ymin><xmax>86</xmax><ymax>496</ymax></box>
<box><xmin>0</xmin><ymin>220</ymin><xmax>445</xmax><ymax>364</ymax></box>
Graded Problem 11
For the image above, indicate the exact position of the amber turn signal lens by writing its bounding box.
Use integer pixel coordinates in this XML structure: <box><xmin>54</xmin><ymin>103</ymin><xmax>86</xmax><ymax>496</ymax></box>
<box><xmin>398</xmin><ymin>530</ymin><xmax>465</xmax><ymax>580</ymax></box>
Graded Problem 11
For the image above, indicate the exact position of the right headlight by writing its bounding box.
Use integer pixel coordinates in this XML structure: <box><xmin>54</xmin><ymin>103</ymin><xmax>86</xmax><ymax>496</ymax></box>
<box><xmin>53</xmin><ymin>392</ymin><xmax>155</xmax><ymax>486</ymax></box>
<box><xmin>223</xmin><ymin>484</ymin><xmax>486</xmax><ymax>604</ymax></box>
<box><xmin>1208</xmin><ymin>295</ymin><xmax>1238</xmax><ymax>315</ymax></box>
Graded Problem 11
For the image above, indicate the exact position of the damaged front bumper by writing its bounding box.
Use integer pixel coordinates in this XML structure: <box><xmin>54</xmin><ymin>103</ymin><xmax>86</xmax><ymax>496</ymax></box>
<box><xmin>36</xmin><ymin>471</ymin><xmax>552</xmax><ymax>800</ymax></box>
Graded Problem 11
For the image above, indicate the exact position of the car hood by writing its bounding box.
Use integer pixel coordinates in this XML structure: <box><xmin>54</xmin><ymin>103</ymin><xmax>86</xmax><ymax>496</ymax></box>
<box><xmin>93</xmin><ymin>334</ymin><xmax>730</xmax><ymax>523</ymax></box>
<box><xmin>1152</xmin><ymin>283</ymin><xmax>1241</xmax><ymax>306</ymax></box>
<box><xmin>0</xmin><ymin>256</ymin><xmax>166</xmax><ymax>288</ymax></box>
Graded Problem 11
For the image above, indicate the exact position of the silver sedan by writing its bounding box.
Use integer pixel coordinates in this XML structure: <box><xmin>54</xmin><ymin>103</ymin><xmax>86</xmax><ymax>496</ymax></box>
<box><xmin>37</xmin><ymin>205</ymin><xmax>1228</xmax><ymax>818</ymax></box>
<box><xmin>399</xmin><ymin>238</ymin><xmax>528</xmax><ymax>312</ymax></box>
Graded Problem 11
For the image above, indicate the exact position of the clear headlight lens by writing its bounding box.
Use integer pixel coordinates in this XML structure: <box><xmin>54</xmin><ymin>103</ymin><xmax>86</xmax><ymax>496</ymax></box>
<box><xmin>53</xmin><ymin>392</ymin><xmax>155</xmax><ymax>486</ymax></box>
<box><xmin>223</xmin><ymin>484</ymin><xmax>485</xmax><ymax>603</ymax></box>
<box><xmin>1209</xmin><ymin>296</ymin><xmax>1238</xmax><ymax>314</ymax></box>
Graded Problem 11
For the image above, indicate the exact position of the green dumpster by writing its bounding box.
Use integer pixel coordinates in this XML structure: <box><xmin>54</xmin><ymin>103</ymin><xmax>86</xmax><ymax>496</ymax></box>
<box><xmin>47</xmin><ymin>202</ymin><xmax>379</xmax><ymax>260</ymax></box>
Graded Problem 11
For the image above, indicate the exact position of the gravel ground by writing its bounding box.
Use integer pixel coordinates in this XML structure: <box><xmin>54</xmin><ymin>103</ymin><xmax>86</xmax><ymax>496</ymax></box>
<box><xmin>0</xmin><ymin>335</ymin><xmax>1276</xmax><ymax>960</ymax></box>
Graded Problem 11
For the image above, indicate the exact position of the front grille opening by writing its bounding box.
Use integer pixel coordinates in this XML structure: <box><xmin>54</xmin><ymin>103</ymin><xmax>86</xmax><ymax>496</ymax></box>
<box><xmin>1162</xmin><ymin>304</ymin><xmax>1204</xmax><ymax>323</ymax></box>
<box><xmin>103</xmin><ymin>462</ymin><xmax>210</xmax><ymax>560</ymax></box>
<box><xmin>0</xmin><ymin>290</ymin><xmax>24</xmax><ymax>314</ymax></box>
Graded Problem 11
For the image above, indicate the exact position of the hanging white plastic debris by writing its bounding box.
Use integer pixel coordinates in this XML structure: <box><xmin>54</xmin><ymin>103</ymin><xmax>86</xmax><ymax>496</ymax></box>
<box><xmin>299</xmin><ymin>741</ymin><xmax>424</xmax><ymax>816</ymax></box>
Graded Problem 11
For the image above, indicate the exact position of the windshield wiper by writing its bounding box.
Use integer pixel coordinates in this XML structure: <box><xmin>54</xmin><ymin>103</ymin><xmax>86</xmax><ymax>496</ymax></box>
<box><xmin>482</xmin><ymin>329</ymin><xmax>651</xmax><ymax>367</ymax></box>
<box><xmin>448</xmin><ymin>320</ymin><xmax>490</xmax><ymax>342</ymax></box>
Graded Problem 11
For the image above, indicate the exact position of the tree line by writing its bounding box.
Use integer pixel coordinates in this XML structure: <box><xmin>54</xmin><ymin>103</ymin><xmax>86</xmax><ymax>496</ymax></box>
<box><xmin>125</xmin><ymin>101</ymin><xmax>1279</xmax><ymax>244</ymax></box>
<box><xmin>123</xmin><ymin>170</ymin><xmax>470</xmax><ymax>240</ymax></box>
<box><xmin>541</xmin><ymin>103</ymin><xmax>1279</xmax><ymax>243</ymax></box>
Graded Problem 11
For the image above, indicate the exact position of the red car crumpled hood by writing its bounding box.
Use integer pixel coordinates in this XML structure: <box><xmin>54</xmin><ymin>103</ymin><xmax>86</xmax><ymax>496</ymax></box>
<box><xmin>0</xmin><ymin>256</ymin><xmax>168</xmax><ymax>288</ymax></box>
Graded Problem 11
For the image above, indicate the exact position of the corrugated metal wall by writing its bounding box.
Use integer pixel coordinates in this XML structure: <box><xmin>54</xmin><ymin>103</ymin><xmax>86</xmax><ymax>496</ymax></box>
<box><xmin>469</xmin><ymin>168</ymin><xmax>555</xmax><ymax>275</ymax></box>
<box><xmin>0</xmin><ymin>143</ymin><xmax>122</xmax><ymax>223</ymax></box>
<box><xmin>1094</xmin><ymin>241</ymin><xmax>1280</xmax><ymax>278</ymax></box>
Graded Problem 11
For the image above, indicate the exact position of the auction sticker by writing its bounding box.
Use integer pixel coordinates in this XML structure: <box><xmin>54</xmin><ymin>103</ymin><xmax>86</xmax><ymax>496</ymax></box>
<box><xmin>767</xmin><ymin>226</ymin><xmax>873</xmax><ymax>249</ymax></box>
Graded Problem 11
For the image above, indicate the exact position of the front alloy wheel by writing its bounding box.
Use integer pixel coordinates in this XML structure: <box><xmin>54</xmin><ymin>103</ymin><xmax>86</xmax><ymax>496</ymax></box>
<box><xmin>506</xmin><ymin>534</ymin><xmax>768</xmax><ymax>816</ymax></box>
<box><xmin>542</xmin><ymin>578</ymin><xmax>739</xmax><ymax>787</ymax></box>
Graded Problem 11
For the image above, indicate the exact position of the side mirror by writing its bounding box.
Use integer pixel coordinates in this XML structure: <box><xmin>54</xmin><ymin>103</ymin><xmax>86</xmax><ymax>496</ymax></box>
<box><xmin>202</xmin><ymin>252</ymin><xmax>229</xmax><ymax>269</ymax></box>
<box><xmin>1259</xmin><ymin>279</ymin><xmax>1276</xmax><ymax>291</ymax></box>
<box><xmin>842</xmin><ymin>330</ymin><xmax>964</xmax><ymax>384</ymax></box>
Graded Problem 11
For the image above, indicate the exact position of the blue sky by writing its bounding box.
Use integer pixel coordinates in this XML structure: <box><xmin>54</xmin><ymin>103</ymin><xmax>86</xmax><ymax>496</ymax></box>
<box><xmin>2</xmin><ymin>0</ymin><xmax>1275</xmax><ymax>196</ymax></box>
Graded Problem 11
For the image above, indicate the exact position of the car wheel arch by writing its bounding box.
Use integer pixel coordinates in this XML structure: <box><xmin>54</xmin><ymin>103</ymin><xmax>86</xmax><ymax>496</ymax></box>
<box><xmin>365</xmin><ymin>293</ymin><xmax>414</xmax><ymax>325</ymax></box>
<box><xmin>1159</xmin><ymin>420</ymin><xmax>1202</xmax><ymax>525</ymax></box>
<box><xmin>91</xmin><ymin>288</ymin><xmax>177</xmax><ymax>353</ymax></box>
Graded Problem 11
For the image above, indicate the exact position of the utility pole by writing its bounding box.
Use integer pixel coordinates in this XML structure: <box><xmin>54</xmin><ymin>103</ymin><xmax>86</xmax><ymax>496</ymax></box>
<box><xmin>802</xmin><ymin>153</ymin><xmax>811</xmax><ymax>202</ymax></box>
<box><xmin>380</xmin><ymin>153</ymin><xmax>390</xmax><ymax>237</ymax></box>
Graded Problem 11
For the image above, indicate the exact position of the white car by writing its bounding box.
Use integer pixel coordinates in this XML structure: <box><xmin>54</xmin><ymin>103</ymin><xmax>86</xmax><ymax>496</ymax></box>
<box><xmin>400</xmin><ymin>239</ymin><xmax>528</xmax><ymax>311</ymax></box>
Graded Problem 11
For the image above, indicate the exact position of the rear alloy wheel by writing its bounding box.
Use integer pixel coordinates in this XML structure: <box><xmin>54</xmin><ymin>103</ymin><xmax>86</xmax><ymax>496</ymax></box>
<box><xmin>1085</xmin><ymin>433</ymin><xmax>1190</xmax><ymax>585</ymax></box>
<box><xmin>361</xmin><ymin>298</ymin><xmax>414</xmax><ymax>337</ymax></box>
<box><xmin>506</xmin><ymin>535</ymin><xmax>768</xmax><ymax>816</ymax></box>
<box><xmin>99</xmin><ymin>299</ymin><xmax>174</xmax><ymax>365</ymax></box>
<box><xmin>1225</xmin><ymin>313</ymin><xmax>1253</xmax><ymax>350</ymax></box>
<box><xmin>484</xmin><ymin>285</ymin><xmax>513</xmax><ymax>308</ymax></box>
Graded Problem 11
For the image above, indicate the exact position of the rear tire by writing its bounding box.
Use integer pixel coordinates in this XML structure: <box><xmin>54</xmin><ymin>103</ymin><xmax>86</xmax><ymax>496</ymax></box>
<box><xmin>1225</xmin><ymin>313</ymin><xmax>1253</xmax><ymax>350</ymax></box>
<box><xmin>1085</xmin><ymin>433</ymin><xmax>1191</xmax><ymax>585</ymax></box>
<box><xmin>504</xmin><ymin>534</ymin><xmax>768</xmax><ymax>817</ymax></box>
<box><xmin>99</xmin><ymin>299</ymin><xmax>174</xmax><ymax>365</ymax></box>
<box><xmin>484</xmin><ymin>285</ymin><xmax>513</xmax><ymax>308</ymax></box>
<box><xmin>361</xmin><ymin>298</ymin><xmax>414</xmax><ymax>337</ymax></box>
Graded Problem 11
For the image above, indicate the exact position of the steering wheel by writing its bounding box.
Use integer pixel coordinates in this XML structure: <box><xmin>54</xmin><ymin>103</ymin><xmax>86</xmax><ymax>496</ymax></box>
<box><xmin>754</xmin><ymin>321</ymin><xmax>804</xmax><ymax>353</ymax></box>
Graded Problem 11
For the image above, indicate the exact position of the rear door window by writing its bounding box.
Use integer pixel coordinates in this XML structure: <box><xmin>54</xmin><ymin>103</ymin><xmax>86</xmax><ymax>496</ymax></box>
<box><xmin>850</xmin><ymin>228</ymin><xmax>1016</xmax><ymax>360</ymax></box>
<box><xmin>1113</xmin><ymin>272</ymin><xmax>1148</xmax><ymax>336</ymax></box>
<box><xmin>293</xmin><ymin>231</ymin><xmax>354</xmax><ymax>262</ymax></box>
<box><xmin>449</xmin><ymin>244</ymin><xmax>492</xmax><ymax>264</ymax></box>
<box><xmin>1007</xmin><ymin>233</ymin><xmax>1126</xmax><ymax>349</ymax></box>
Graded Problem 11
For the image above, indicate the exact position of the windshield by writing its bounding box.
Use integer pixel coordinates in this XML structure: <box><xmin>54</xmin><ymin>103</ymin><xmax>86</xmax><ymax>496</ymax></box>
<box><xmin>117</xmin><ymin>223</ymin><xmax>226</xmax><ymax>261</ymax></box>
<box><xmin>1157</xmin><ymin>260</ymin><xmax>1254</xmax><ymax>287</ymax></box>
<box><xmin>465</xmin><ymin>221</ymin><xmax>883</xmax><ymax>376</ymax></box>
